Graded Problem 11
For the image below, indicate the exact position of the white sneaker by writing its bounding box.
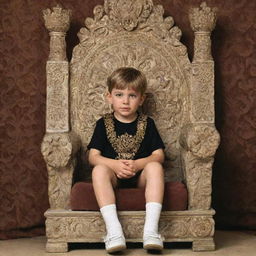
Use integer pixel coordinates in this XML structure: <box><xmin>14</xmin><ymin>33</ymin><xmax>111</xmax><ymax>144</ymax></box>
<box><xmin>104</xmin><ymin>234</ymin><xmax>126</xmax><ymax>253</ymax></box>
<box><xmin>143</xmin><ymin>233</ymin><xmax>164</xmax><ymax>250</ymax></box>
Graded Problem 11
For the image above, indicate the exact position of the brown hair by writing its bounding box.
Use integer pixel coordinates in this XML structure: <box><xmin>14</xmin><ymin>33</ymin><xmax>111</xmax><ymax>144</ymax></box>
<box><xmin>107</xmin><ymin>67</ymin><xmax>147</xmax><ymax>95</ymax></box>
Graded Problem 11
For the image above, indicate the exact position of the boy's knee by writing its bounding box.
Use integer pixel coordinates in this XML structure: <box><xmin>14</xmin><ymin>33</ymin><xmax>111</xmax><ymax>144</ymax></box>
<box><xmin>92</xmin><ymin>165</ymin><xmax>113</xmax><ymax>180</ymax></box>
<box><xmin>143</xmin><ymin>162</ymin><xmax>164</xmax><ymax>178</ymax></box>
<box><xmin>145</xmin><ymin>161</ymin><xmax>163</xmax><ymax>172</ymax></box>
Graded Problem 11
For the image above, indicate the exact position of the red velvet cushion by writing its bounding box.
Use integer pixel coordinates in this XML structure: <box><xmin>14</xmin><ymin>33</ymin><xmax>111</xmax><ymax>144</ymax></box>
<box><xmin>71</xmin><ymin>181</ymin><xmax>187</xmax><ymax>211</ymax></box>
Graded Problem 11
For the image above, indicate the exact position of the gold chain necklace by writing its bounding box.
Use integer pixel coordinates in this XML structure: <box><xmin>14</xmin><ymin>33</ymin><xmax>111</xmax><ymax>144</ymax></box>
<box><xmin>103</xmin><ymin>113</ymin><xmax>147</xmax><ymax>160</ymax></box>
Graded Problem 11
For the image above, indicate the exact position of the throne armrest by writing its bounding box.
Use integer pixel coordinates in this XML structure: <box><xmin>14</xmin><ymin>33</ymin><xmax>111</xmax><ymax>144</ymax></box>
<box><xmin>41</xmin><ymin>132</ymin><xmax>81</xmax><ymax>209</ymax></box>
<box><xmin>179</xmin><ymin>124</ymin><xmax>220</xmax><ymax>210</ymax></box>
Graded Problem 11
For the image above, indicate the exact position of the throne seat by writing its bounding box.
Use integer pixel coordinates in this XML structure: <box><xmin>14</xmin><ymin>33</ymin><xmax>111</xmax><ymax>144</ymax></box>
<box><xmin>71</xmin><ymin>181</ymin><xmax>188</xmax><ymax>211</ymax></box>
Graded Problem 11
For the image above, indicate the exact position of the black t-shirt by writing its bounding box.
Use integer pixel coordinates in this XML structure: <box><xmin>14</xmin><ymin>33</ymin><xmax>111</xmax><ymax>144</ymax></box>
<box><xmin>88</xmin><ymin>113</ymin><xmax>165</xmax><ymax>159</ymax></box>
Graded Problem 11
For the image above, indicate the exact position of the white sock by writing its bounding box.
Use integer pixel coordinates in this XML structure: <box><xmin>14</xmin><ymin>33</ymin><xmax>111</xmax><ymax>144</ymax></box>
<box><xmin>100</xmin><ymin>204</ymin><xmax>123</xmax><ymax>237</ymax></box>
<box><xmin>144</xmin><ymin>202</ymin><xmax>162</xmax><ymax>237</ymax></box>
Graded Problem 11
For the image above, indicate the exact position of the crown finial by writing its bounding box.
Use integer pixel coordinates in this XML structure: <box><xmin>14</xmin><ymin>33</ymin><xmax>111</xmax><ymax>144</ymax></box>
<box><xmin>43</xmin><ymin>4</ymin><xmax>72</xmax><ymax>32</ymax></box>
<box><xmin>189</xmin><ymin>2</ymin><xmax>217</xmax><ymax>32</ymax></box>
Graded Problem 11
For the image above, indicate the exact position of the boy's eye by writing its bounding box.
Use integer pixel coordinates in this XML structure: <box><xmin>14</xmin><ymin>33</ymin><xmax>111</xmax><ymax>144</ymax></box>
<box><xmin>115</xmin><ymin>93</ymin><xmax>123</xmax><ymax>97</ymax></box>
<box><xmin>129</xmin><ymin>94</ymin><xmax>137</xmax><ymax>98</ymax></box>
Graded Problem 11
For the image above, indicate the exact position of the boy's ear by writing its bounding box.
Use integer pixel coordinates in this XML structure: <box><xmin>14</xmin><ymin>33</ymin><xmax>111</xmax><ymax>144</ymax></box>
<box><xmin>106</xmin><ymin>91</ymin><xmax>112</xmax><ymax>104</ymax></box>
<box><xmin>140</xmin><ymin>94</ymin><xmax>146</xmax><ymax>106</ymax></box>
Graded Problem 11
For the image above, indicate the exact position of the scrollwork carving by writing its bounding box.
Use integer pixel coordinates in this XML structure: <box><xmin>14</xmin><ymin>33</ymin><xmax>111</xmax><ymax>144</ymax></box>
<box><xmin>75</xmin><ymin>0</ymin><xmax>187</xmax><ymax>49</ymax></box>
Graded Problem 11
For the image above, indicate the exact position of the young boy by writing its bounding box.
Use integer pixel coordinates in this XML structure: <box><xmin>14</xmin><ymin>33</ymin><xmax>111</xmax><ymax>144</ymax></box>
<box><xmin>88</xmin><ymin>67</ymin><xmax>165</xmax><ymax>253</ymax></box>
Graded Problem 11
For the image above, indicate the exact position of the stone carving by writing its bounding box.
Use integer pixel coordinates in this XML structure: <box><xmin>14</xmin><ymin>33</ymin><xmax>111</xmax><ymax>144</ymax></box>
<box><xmin>42</xmin><ymin>0</ymin><xmax>219</xmax><ymax>252</ymax></box>
<box><xmin>191</xmin><ymin>62</ymin><xmax>215</xmax><ymax>123</ymax></box>
<box><xmin>43</xmin><ymin>4</ymin><xmax>71</xmax><ymax>61</ymax></box>
<box><xmin>189</xmin><ymin>2</ymin><xmax>217</xmax><ymax>62</ymax></box>
<box><xmin>45</xmin><ymin>210</ymin><xmax>215</xmax><ymax>244</ymax></box>
<box><xmin>47</xmin><ymin>164</ymin><xmax>74</xmax><ymax>209</ymax></box>
<box><xmin>189</xmin><ymin>2</ymin><xmax>217</xmax><ymax>33</ymax></box>
<box><xmin>41</xmin><ymin>133</ymin><xmax>80</xmax><ymax>209</ymax></box>
<box><xmin>41</xmin><ymin>133</ymin><xmax>73</xmax><ymax>168</ymax></box>
<box><xmin>43</xmin><ymin>4</ymin><xmax>71</xmax><ymax>32</ymax></box>
<box><xmin>180</xmin><ymin>124</ymin><xmax>220</xmax><ymax>159</ymax></box>
<box><xmin>189</xmin><ymin>217</ymin><xmax>214</xmax><ymax>238</ymax></box>
<box><xmin>46</xmin><ymin>62</ymin><xmax>69</xmax><ymax>132</ymax></box>
<box><xmin>76</xmin><ymin>0</ymin><xmax>185</xmax><ymax>49</ymax></box>
<box><xmin>180</xmin><ymin>124</ymin><xmax>219</xmax><ymax>210</ymax></box>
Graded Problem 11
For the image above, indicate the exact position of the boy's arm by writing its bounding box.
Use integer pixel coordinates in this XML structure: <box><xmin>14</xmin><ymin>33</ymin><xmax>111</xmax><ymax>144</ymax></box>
<box><xmin>88</xmin><ymin>148</ymin><xmax>136</xmax><ymax>179</ymax></box>
<box><xmin>129</xmin><ymin>148</ymin><xmax>165</xmax><ymax>172</ymax></box>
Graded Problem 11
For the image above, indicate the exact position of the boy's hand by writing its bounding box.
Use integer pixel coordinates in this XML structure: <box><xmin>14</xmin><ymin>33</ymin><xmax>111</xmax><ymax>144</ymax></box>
<box><xmin>113</xmin><ymin>159</ymin><xmax>136</xmax><ymax>179</ymax></box>
<box><xmin>122</xmin><ymin>160</ymin><xmax>138</xmax><ymax>173</ymax></box>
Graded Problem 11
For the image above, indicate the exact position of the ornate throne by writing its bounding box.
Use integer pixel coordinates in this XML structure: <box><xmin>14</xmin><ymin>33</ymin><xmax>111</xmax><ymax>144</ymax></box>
<box><xmin>41</xmin><ymin>0</ymin><xmax>220</xmax><ymax>253</ymax></box>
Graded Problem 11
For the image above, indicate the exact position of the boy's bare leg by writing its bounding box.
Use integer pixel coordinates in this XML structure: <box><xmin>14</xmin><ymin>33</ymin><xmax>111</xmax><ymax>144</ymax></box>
<box><xmin>138</xmin><ymin>162</ymin><xmax>165</xmax><ymax>250</ymax></box>
<box><xmin>138</xmin><ymin>161</ymin><xmax>164</xmax><ymax>203</ymax></box>
<box><xmin>92</xmin><ymin>164</ymin><xmax>117</xmax><ymax>207</ymax></box>
<box><xmin>92</xmin><ymin>164</ymin><xmax>126</xmax><ymax>253</ymax></box>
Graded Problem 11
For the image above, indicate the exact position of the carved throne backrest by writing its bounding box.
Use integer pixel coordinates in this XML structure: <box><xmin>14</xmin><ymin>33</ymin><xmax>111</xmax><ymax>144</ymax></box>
<box><xmin>70</xmin><ymin>0</ymin><xmax>192</xmax><ymax>181</ymax></box>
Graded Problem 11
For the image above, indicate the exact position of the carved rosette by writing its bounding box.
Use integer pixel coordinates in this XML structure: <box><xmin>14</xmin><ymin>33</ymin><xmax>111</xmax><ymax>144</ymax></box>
<box><xmin>189</xmin><ymin>217</ymin><xmax>215</xmax><ymax>238</ymax></box>
<box><xmin>189</xmin><ymin>2</ymin><xmax>217</xmax><ymax>62</ymax></box>
<box><xmin>43</xmin><ymin>5</ymin><xmax>71</xmax><ymax>60</ymax></box>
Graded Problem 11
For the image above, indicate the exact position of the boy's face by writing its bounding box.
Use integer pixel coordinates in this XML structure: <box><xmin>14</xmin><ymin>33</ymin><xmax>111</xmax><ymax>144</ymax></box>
<box><xmin>107</xmin><ymin>87</ymin><xmax>145</xmax><ymax>122</ymax></box>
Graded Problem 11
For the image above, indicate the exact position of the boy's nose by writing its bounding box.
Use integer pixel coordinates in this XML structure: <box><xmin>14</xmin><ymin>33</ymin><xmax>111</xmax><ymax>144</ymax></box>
<box><xmin>123</xmin><ymin>96</ymin><xmax>129</xmax><ymax>104</ymax></box>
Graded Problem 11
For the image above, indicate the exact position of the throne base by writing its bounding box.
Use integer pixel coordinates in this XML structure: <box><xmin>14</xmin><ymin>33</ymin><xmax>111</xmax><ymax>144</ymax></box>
<box><xmin>45</xmin><ymin>209</ymin><xmax>215</xmax><ymax>252</ymax></box>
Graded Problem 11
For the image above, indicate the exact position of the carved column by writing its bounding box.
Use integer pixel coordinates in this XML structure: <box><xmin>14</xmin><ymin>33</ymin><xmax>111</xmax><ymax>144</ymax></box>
<box><xmin>181</xmin><ymin>3</ymin><xmax>219</xmax><ymax>210</ymax></box>
<box><xmin>43</xmin><ymin>5</ymin><xmax>71</xmax><ymax>133</ymax></box>
<box><xmin>42</xmin><ymin>6</ymin><xmax>77</xmax><ymax>210</ymax></box>
<box><xmin>189</xmin><ymin>2</ymin><xmax>217</xmax><ymax>123</ymax></box>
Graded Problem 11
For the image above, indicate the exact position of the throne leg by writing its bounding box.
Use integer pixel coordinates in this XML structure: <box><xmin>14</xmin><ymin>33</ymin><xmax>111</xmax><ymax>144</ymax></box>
<box><xmin>192</xmin><ymin>238</ymin><xmax>215</xmax><ymax>251</ymax></box>
<box><xmin>46</xmin><ymin>241</ymin><xmax>68</xmax><ymax>253</ymax></box>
